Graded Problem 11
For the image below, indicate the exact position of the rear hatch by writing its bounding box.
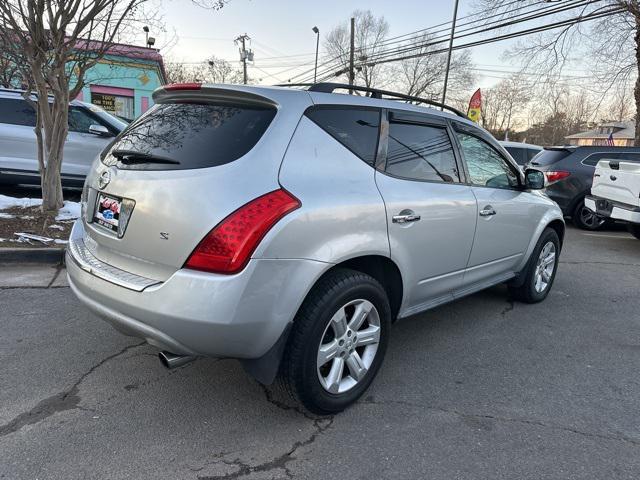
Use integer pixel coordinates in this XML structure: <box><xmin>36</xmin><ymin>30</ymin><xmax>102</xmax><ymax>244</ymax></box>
<box><xmin>81</xmin><ymin>84</ymin><xmax>311</xmax><ymax>281</ymax></box>
<box><xmin>592</xmin><ymin>159</ymin><xmax>640</xmax><ymax>208</ymax></box>
<box><xmin>528</xmin><ymin>147</ymin><xmax>573</xmax><ymax>169</ymax></box>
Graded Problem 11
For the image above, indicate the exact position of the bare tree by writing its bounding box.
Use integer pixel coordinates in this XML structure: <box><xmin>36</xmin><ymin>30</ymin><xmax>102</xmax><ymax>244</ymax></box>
<box><xmin>0</xmin><ymin>0</ymin><xmax>227</xmax><ymax>212</ymax></box>
<box><xmin>166</xmin><ymin>56</ymin><xmax>242</xmax><ymax>84</ymax></box>
<box><xmin>481</xmin><ymin>76</ymin><xmax>530</xmax><ymax>138</ymax></box>
<box><xmin>479</xmin><ymin>0</ymin><xmax>640</xmax><ymax>145</ymax></box>
<box><xmin>392</xmin><ymin>33</ymin><xmax>475</xmax><ymax>100</ymax></box>
<box><xmin>324</xmin><ymin>10</ymin><xmax>389</xmax><ymax>88</ymax></box>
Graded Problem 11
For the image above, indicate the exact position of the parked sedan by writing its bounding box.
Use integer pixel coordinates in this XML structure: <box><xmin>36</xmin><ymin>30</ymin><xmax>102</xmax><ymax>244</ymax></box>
<box><xmin>528</xmin><ymin>146</ymin><xmax>640</xmax><ymax>230</ymax></box>
<box><xmin>0</xmin><ymin>88</ymin><xmax>127</xmax><ymax>188</ymax></box>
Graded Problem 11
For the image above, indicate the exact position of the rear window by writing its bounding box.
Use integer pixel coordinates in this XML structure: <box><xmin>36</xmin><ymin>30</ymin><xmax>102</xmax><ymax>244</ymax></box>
<box><xmin>504</xmin><ymin>147</ymin><xmax>526</xmax><ymax>165</ymax></box>
<box><xmin>530</xmin><ymin>149</ymin><xmax>572</xmax><ymax>167</ymax></box>
<box><xmin>103</xmin><ymin>102</ymin><xmax>276</xmax><ymax>170</ymax></box>
<box><xmin>0</xmin><ymin>98</ymin><xmax>36</xmax><ymax>127</ymax></box>
<box><xmin>306</xmin><ymin>106</ymin><xmax>380</xmax><ymax>166</ymax></box>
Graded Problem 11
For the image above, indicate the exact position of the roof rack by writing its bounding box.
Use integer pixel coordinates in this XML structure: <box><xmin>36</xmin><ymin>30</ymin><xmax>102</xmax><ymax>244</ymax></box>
<box><xmin>275</xmin><ymin>82</ymin><xmax>467</xmax><ymax>119</ymax></box>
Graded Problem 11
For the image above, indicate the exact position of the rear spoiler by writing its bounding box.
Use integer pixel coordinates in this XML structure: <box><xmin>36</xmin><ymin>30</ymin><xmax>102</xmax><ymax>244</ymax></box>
<box><xmin>153</xmin><ymin>83</ymin><xmax>278</xmax><ymax>108</ymax></box>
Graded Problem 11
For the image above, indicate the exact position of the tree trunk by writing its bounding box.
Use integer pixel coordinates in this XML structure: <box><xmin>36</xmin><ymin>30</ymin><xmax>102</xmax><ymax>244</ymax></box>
<box><xmin>635</xmin><ymin>10</ymin><xmax>640</xmax><ymax>146</ymax></box>
<box><xmin>40</xmin><ymin>96</ymin><xmax>68</xmax><ymax>213</ymax></box>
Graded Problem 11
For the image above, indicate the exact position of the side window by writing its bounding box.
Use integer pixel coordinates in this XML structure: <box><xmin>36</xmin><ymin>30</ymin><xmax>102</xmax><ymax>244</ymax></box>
<box><xmin>385</xmin><ymin>122</ymin><xmax>460</xmax><ymax>183</ymax></box>
<box><xmin>68</xmin><ymin>106</ymin><xmax>98</xmax><ymax>133</ymax></box>
<box><xmin>527</xmin><ymin>148</ymin><xmax>542</xmax><ymax>163</ymax></box>
<box><xmin>0</xmin><ymin>98</ymin><xmax>36</xmax><ymax>127</ymax></box>
<box><xmin>504</xmin><ymin>147</ymin><xmax>525</xmax><ymax>165</ymax></box>
<box><xmin>456</xmin><ymin>132</ymin><xmax>519</xmax><ymax>189</ymax></box>
<box><xmin>306</xmin><ymin>107</ymin><xmax>380</xmax><ymax>166</ymax></box>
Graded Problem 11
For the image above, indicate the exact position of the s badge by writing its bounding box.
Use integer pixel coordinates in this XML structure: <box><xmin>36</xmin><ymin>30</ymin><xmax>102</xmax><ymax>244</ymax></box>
<box><xmin>160</xmin><ymin>232</ymin><xmax>169</xmax><ymax>240</ymax></box>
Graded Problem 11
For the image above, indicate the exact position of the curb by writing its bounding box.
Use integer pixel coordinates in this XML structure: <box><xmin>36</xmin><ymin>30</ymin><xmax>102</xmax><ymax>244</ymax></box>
<box><xmin>0</xmin><ymin>247</ymin><xmax>66</xmax><ymax>265</ymax></box>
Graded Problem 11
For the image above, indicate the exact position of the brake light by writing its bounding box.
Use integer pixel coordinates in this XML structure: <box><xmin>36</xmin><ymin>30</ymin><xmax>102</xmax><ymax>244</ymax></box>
<box><xmin>544</xmin><ymin>170</ymin><xmax>571</xmax><ymax>184</ymax></box>
<box><xmin>164</xmin><ymin>83</ymin><xmax>202</xmax><ymax>91</ymax></box>
<box><xmin>185</xmin><ymin>189</ymin><xmax>301</xmax><ymax>274</ymax></box>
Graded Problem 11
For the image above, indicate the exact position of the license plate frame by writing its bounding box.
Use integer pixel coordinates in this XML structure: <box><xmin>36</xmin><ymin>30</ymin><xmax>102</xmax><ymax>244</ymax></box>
<box><xmin>93</xmin><ymin>193</ymin><xmax>123</xmax><ymax>234</ymax></box>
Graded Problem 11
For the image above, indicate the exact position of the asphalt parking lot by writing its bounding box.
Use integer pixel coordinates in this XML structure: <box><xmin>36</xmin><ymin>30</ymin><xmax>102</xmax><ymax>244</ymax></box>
<box><xmin>1</xmin><ymin>225</ymin><xmax>639</xmax><ymax>479</ymax></box>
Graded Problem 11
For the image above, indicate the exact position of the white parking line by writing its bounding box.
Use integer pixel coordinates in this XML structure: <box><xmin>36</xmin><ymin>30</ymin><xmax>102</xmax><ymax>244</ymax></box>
<box><xmin>581</xmin><ymin>233</ymin><xmax>631</xmax><ymax>239</ymax></box>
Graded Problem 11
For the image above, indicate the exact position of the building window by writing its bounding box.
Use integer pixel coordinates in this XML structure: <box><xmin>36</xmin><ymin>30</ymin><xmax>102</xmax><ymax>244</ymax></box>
<box><xmin>91</xmin><ymin>92</ymin><xmax>134</xmax><ymax>121</ymax></box>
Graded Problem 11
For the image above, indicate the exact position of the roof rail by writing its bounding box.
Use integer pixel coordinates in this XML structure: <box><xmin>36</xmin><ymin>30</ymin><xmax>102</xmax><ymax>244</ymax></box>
<box><xmin>274</xmin><ymin>82</ymin><xmax>467</xmax><ymax>119</ymax></box>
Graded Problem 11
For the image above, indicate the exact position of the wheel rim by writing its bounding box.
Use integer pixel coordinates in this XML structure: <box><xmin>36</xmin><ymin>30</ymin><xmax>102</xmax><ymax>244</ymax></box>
<box><xmin>316</xmin><ymin>299</ymin><xmax>381</xmax><ymax>394</ymax></box>
<box><xmin>534</xmin><ymin>241</ymin><xmax>556</xmax><ymax>293</ymax></box>
<box><xmin>579</xmin><ymin>205</ymin><xmax>604</xmax><ymax>229</ymax></box>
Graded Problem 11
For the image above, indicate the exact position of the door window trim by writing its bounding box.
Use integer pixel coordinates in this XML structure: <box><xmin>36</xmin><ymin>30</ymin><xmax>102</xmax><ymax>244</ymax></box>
<box><xmin>376</xmin><ymin>109</ymin><xmax>467</xmax><ymax>185</ymax></box>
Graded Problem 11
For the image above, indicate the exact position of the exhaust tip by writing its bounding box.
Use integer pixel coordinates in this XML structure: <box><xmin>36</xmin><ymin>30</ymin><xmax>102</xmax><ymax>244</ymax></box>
<box><xmin>159</xmin><ymin>351</ymin><xmax>195</xmax><ymax>369</ymax></box>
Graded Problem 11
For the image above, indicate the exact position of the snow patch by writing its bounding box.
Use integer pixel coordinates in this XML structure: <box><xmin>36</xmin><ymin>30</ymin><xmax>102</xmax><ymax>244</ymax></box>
<box><xmin>0</xmin><ymin>194</ymin><xmax>42</xmax><ymax>209</ymax></box>
<box><xmin>0</xmin><ymin>212</ymin><xmax>15</xmax><ymax>219</ymax></box>
<box><xmin>56</xmin><ymin>201</ymin><xmax>81</xmax><ymax>221</ymax></box>
<box><xmin>48</xmin><ymin>224</ymin><xmax>64</xmax><ymax>230</ymax></box>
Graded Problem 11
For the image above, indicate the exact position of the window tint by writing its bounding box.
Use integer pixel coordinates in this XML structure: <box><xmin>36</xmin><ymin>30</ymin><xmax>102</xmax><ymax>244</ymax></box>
<box><xmin>68</xmin><ymin>106</ymin><xmax>98</xmax><ymax>133</ymax></box>
<box><xmin>103</xmin><ymin>102</ymin><xmax>276</xmax><ymax>171</ymax></box>
<box><xmin>504</xmin><ymin>146</ymin><xmax>526</xmax><ymax>165</ymax></box>
<box><xmin>385</xmin><ymin>122</ymin><xmax>459</xmax><ymax>183</ymax></box>
<box><xmin>526</xmin><ymin>148</ymin><xmax>541</xmax><ymax>163</ymax></box>
<box><xmin>306</xmin><ymin>107</ymin><xmax>380</xmax><ymax>166</ymax></box>
<box><xmin>0</xmin><ymin>98</ymin><xmax>36</xmax><ymax>127</ymax></box>
<box><xmin>530</xmin><ymin>149</ymin><xmax>571</xmax><ymax>166</ymax></box>
<box><xmin>456</xmin><ymin>132</ymin><xmax>519</xmax><ymax>189</ymax></box>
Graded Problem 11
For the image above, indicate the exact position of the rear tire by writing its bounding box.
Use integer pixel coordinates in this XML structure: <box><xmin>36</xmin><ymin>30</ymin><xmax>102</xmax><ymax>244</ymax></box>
<box><xmin>572</xmin><ymin>199</ymin><xmax>605</xmax><ymax>230</ymax></box>
<box><xmin>509</xmin><ymin>228</ymin><xmax>560</xmax><ymax>303</ymax></box>
<box><xmin>276</xmin><ymin>268</ymin><xmax>391</xmax><ymax>415</ymax></box>
<box><xmin>628</xmin><ymin>223</ymin><xmax>640</xmax><ymax>240</ymax></box>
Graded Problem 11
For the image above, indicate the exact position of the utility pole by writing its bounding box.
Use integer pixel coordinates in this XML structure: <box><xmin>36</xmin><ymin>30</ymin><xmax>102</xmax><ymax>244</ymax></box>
<box><xmin>235</xmin><ymin>34</ymin><xmax>252</xmax><ymax>85</ymax></box>
<box><xmin>441</xmin><ymin>0</ymin><xmax>459</xmax><ymax>108</ymax></box>
<box><xmin>349</xmin><ymin>17</ymin><xmax>355</xmax><ymax>94</ymax></box>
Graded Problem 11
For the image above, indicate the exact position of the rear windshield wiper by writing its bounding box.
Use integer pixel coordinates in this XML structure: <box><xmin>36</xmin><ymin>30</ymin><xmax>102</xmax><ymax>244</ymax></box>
<box><xmin>111</xmin><ymin>149</ymin><xmax>180</xmax><ymax>165</ymax></box>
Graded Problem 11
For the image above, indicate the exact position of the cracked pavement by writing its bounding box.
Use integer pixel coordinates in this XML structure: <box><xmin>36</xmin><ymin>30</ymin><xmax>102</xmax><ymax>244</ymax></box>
<box><xmin>1</xmin><ymin>225</ymin><xmax>639</xmax><ymax>479</ymax></box>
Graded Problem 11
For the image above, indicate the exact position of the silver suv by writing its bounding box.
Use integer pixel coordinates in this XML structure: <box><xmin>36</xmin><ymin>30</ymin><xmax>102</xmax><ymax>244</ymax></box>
<box><xmin>67</xmin><ymin>82</ymin><xmax>564</xmax><ymax>414</ymax></box>
<box><xmin>0</xmin><ymin>88</ymin><xmax>127</xmax><ymax>187</ymax></box>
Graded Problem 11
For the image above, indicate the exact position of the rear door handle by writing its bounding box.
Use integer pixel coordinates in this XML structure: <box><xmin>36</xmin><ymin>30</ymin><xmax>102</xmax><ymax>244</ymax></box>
<box><xmin>479</xmin><ymin>206</ymin><xmax>496</xmax><ymax>217</ymax></box>
<box><xmin>392</xmin><ymin>213</ymin><xmax>421</xmax><ymax>223</ymax></box>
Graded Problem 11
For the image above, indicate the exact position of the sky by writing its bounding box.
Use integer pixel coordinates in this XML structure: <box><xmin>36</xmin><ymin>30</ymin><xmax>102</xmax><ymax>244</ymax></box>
<box><xmin>131</xmin><ymin>0</ymin><xmax>529</xmax><ymax>89</ymax></box>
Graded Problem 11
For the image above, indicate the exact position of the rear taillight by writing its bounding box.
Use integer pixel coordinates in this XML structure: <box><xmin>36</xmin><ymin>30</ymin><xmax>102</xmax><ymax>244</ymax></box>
<box><xmin>544</xmin><ymin>170</ymin><xmax>571</xmax><ymax>184</ymax></box>
<box><xmin>164</xmin><ymin>82</ymin><xmax>202</xmax><ymax>91</ymax></box>
<box><xmin>185</xmin><ymin>189</ymin><xmax>301</xmax><ymax>274</ymax></box>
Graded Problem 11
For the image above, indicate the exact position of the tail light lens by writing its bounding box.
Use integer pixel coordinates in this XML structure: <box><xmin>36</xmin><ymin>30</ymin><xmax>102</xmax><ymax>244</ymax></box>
<box><xmin>544</xmin><ymin>170</ymin><xmax>571</xmax><ymax>184</ymax></box>
<box><xmin>185</xmin><ymin>189</ymin><xmax>301</xmax><ymax>274</ymax></box>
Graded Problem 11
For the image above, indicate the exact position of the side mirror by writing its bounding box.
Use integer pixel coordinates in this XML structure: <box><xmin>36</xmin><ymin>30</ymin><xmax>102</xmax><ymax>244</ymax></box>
<box><xmin>524</xmin><ymin>169</ymin><xmax>545</xmax><ymax>190</ymax></box>
<box><xmin>88</xmin><ymin>124</ymin><xmax>113</xmax><ymax>137</ymax></box>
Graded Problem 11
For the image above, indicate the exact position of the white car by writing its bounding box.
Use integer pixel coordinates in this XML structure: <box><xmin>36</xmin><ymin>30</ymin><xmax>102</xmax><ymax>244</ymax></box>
<box><xmin>586</xmin><ymin>158</ymin><xmax>640</xmax><ymax>239</ymax></box>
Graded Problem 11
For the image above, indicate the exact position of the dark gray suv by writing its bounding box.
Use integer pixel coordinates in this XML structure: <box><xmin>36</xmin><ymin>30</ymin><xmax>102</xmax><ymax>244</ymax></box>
<box><xmin>529</xmin><ymin>146</ymin><xmax>640</xmax><ymax>230</ymax></box>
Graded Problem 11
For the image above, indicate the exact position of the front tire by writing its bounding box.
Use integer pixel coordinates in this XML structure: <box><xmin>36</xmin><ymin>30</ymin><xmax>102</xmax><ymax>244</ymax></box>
<box><xmin>509</xmin><ymin>228</ymin><xmax>560</xmax><ymax>303</ymax></box>
<box><xmin>628</xmin><ymin>223</ymin><xmax>640</xmax><ymax>240</ymax></box>
<box><xmin>276</xmin><ymin>268</ymin><xmax>391</xmax><ymax>415</ymax></box>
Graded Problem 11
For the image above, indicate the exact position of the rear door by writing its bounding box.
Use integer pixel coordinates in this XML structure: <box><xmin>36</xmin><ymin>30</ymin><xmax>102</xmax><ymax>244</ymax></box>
<box><xmin>452</xmin><ymin>123</ymin><xmax>539</xmax><ymax>287</ymax></box>
<box><xmin>375</xmin><ymin>110</ymin><xmax>477</xmax><ymax>314</ymax></box>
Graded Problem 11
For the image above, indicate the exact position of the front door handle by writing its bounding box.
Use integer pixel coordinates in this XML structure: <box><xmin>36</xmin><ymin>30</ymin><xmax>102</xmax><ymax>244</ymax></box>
<box><xmin>479</xmin><ymin>206</ymin><xmax>496</xmax><ymax>217</ymax></box>
<box><xmin>393</xmin><ymin>212</ymin><xmax>421</xmax><ymax>223</ymax></box>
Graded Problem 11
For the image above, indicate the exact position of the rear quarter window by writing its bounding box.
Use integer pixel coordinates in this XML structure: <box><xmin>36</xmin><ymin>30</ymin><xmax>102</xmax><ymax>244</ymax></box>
<box><xmin>103</xmin><ymin>102</ymin><xmax>276</xmax><ymax>170</ymax></box>
<box><xmin>305</xmin><ymin>106</ymin><xmax>380</xmax><ymax>166</ymax></box>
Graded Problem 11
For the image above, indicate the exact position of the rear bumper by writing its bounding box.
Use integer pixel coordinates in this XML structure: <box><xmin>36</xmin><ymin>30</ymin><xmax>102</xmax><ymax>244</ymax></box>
<box><xmin>66</xmin><ymin>221</ymin><xmax>329</xmax><ymax>358</ymax></box>
<box><xmin>585</xmin><ymin>195</ymin><xmax>640</xmax><ymax>223</ymax></box>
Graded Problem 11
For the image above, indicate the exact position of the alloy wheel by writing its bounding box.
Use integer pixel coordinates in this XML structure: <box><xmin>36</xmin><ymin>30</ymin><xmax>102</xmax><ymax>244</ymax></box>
<box><xmin>316</xmin><ymin>299</ymin><xmax>381</xmax><ymax>394</ymax></box>
<box><xmin>534</xmin><ymin>241</ymin><xmax>556</xmax><ymax>293</ymax></box>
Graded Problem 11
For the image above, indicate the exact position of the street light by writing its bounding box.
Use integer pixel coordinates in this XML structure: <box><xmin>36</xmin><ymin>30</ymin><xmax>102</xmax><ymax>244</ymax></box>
<box><xmin>143</xmin><ymin>26</ymin><xmax>149</xmax><ymax>48</ymax></box>
<box><xmin>312</xmin><ymin>26</ymin><xmax>320</xmax><ymax>83</ymax></box>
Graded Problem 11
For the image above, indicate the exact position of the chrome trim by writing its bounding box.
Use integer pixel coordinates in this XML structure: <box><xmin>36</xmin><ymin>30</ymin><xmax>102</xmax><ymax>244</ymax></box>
<box><xmin>67</xmin><ymin>236</ymin><xmax>161</xmax><ymax>292</ymax></box>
